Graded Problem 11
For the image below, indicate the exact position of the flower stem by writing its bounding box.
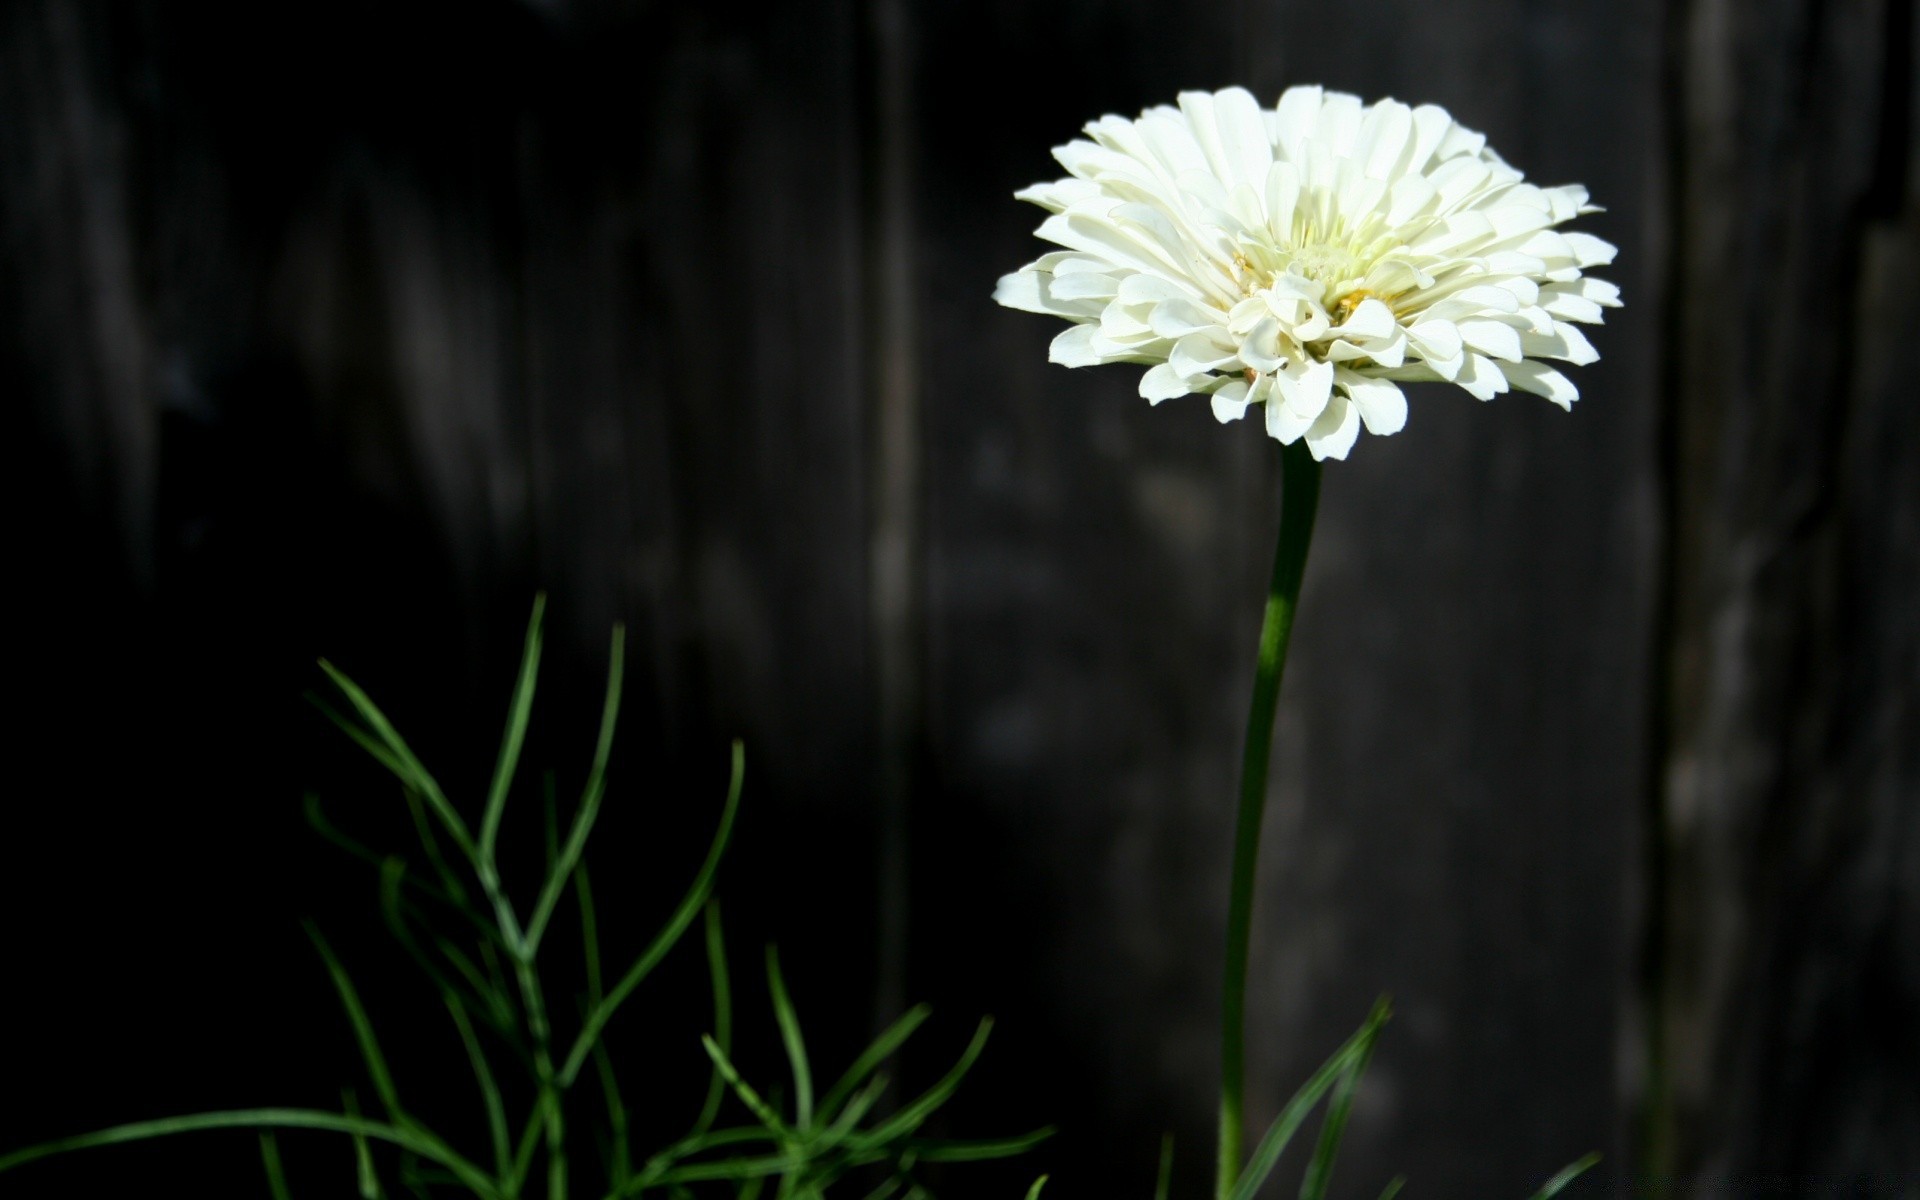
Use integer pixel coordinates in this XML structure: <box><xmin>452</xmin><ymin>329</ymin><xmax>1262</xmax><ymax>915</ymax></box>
<box><xmin>1217</xmin><ymin>438</ymin><xmax>1322</xmax><ymax>1199</ymax></box>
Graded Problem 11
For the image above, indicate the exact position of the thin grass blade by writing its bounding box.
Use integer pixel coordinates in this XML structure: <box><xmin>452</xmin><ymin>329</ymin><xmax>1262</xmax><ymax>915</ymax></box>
<box><xmin>304</xmin><ymin>793</ymin><xmax>383</xmax><ymax>871</ymax></box>
<box><xmin>627</xmin><ymin>1122</ymin><xmax>784</xmax><ymax>1195</ymax></box>
<box><xmin>818</xmin><ymin>1073</ymin><xmax>891</xmax><ymax>1146</ymax></box>
<box><xmin>401</xmin><ymin>1156</ymin><xmax>464</xmax><ymax>1196</ymax></box>
<box><xmin>1156</xmin><ymin>1133</ymin><xmax>1175</xmax><ymax>1200</ymax></box>
<box><xmin>692</xmin><ymin>901</ymin><xmax>734</xmax><ymax>1138</ymax></box>
<box><xmin>309</xmin><ymin>692</ymin><xmax>411</xmax><ymax>782</ymax></box>
<box><xmin>577</xmin><ymin>862</ymin><xmax>608</xmax><ymax>1002</ymax></box>
<box><xmin>445</xmin><ymin>992</ymin><xmax>512</xmax><ymax>1181</ymax></box>
<box><xmin>479</xmin><ymin>595</ymin><xmax>545</xmax><ymax>865</ymax></box>
<box><xmin>0</xmin><ymin>1109</ymin><xmax>499</xmax><ymax>1197</ymax></box>
<box><xmin>260</xmin><ymin>1133</ymin><xmax>294</xmax><ymax>1200</ymax></box>
<box><xmin>906</xmin><ymin>1128</ymin><xmax>1054</xmax><ymax>1161</ymax></box>
<box><xmin>336</xmin><ymin>828</ymin><xmax>484</xmax><ymax>966</ymax></box>
<box><xmin>440</xmin><ymin>934</ymin><xmax>517</xmax><ymax>1032</ymax></box>
<box><xmin>848</xmin><ymin>1018</ymin><xmax>993</xmax><ymax>1149</ymax></box>
<box><xmin>1377</xmin><ymin>1177</ymin><xmax>1406</xmax><ymax>1200</ymax></box>
<box><xmin>402</xmin><ymin>788</ymin><xmax>472</xmax><ymax>908</ymax></box>
<box><xmin>576</xmin><ymin>863</ymin><xmax>634</xmax><ymax>1183</ymax></box>
<box><xmin>651</xmin><ymin>1152</ymin><xmax>799</xmax><ymax>1186</ymax></box>
<box><xmin>765</xmin><ymin>946</ymin><xmax>814</xmax><ymax>1128</ymax></box>
<box><xmin>342</xmin><ymin>1090</ymin><xmax>383</xmax><ymax>1199</ymax></box>
<box><xmin>817</xmin><ymin>1004</ymin><xmax>930</xmax><ymax>1121</ymax></box>
<box><xmin>592</xmin><ymin>1040</ymin><xmax>633</xmax><ymax>1188</ymax></box>
<box><xmin>1228</xmin><ymin>1003</ymin><xmax>1390</xmax><ymax>1200</ymax></box>
<box><xmin>1300</xmin><ymin>996</ymin><xmax>1389</xmax><ymax>1200</ymax></box>
<box><xmin>700</xmin><ymin>1035</ymin><xmax>793</xmax><ymax>1138</ymax></box>
<box><xmin>561</xmin><ymin>740</ymin><xmax>743</xmax><ymax>1087</ymax></box>
<box><xmin>376</xmin><ymin>859</ymin><xmax>494</xmax><ymax>1032</ymax></box>
<box><xmin>526</xmin><ymin>624</ymin><xmax>626</xmax><ymax>951</ymax></box>
<box><xmin>307</xmin><ymin>924</ymin><xmax>406</xmax><ymax>1124</ymax></box>
<box><xmin>510</xmin><ymin>1107</ymin><xmax>545</xmax><ymax>1194</ymax></box>
<box><xmin>1528</xmin><ymin>1153</ymin><xmax>1600</xmax><ymax>1200</ymax></box>
<box><xmin>859</xmin><ymin>1178</ymin><xmax>904</xmax><ymax>1200</ymax></box>
<box><xmin>1024</xmin><ymin>1177</ymin><xmax>1050</xmax><ymax>1200</ymax></box>
<box><xmin>317</xmin><ymin>660</ymin><xmax>473</xmax><ymax>858</ymax></box>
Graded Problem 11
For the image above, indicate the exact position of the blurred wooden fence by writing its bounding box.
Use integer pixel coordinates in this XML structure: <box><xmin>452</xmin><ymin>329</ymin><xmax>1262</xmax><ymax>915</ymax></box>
<box><xmin>2</xmin><ymin>0</ymin><xmax>1915</xmax><ymax>1195</ymax></box>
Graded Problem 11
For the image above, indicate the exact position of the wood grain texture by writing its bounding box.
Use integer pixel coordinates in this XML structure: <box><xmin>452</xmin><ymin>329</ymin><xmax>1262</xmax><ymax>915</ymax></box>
<box><xmin>909</xmin><ymin>0</ymin><xmax>1277</xmax><ymax>1188</ymax></box>
<box><xmin>2</xmin><ymin>1</ymin><xmax>884</xmax><ymax>1189</ymax></box>
<box><xmin>1651</xmin><ymin>0</ymin><xmax>1920</xmax><ymax>1184</ymax></box>
<box><xmin>1</xmin><ymin>0</ymin><xmax>157</xmax><ymax>575</ymax></box>
<box><xmin>1229</xmin><ymin>2</ymin><xmax>1667</xmax><ymax>1192</ymax></box>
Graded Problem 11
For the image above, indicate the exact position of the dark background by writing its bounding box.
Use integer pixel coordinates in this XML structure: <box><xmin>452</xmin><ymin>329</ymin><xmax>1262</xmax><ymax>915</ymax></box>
<box><xmin>3</xmin><ymin>0</ymin><xmax>1916</xmax><ymax>1196</ymax></box>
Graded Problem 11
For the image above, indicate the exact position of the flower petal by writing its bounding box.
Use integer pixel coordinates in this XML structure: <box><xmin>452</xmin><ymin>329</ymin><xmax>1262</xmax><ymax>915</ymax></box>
<box><xmin>1118</xmin><ymin>272</ymin><xmax>1199</xmax><ymax>305</ymax></box>
<box><xmin>1264</xmin><ymin>160</ymin><xmax>1301</xmax><ymax>237</ymax></box>
<box><xmin>1014</xmin><ymin>178</ymin><xmax>1101</xmax><ymax>212</ymax></box>
<box><xmin>1048</xmin><ymin>271</ymin><xmax>1121</xmax><ymax>301</ymax></box>
<box><xmin>1454</xmin><ymin>351</ymin><xmax>1510</xmax><ymax>400</ymax></box>
<box><xmin>1036</xmin><ymin>206</ymin><xmax>1181</xmax><ymax>276</ymax></box>
<box><xmin>1263</xmin><ymin>394</ymin><xmax>1309</xmax><ymax>442</ymax></box>
<box><xmin>1337</xmin><ymin>369</ymin><xmax>1408</xmax><ymax>435</ymax></box>
<box><xmin>1149</xmin><ymin>297</ymin><xmax>1226</xmax><ymax>338</ymax></box>
<box><xmin>1211</xmin><ymin>378</ymin><xmax>1252</xmax><ymax>423</ymax></box>
<box><xmin>1139</xmin><ymin>362</ymin><xmax>1193</xmax><ymax>404</ymax></box>
<box><xmin>1538</xmin><ymin>290</ymin><xmax>1604</xmax><ymax>324</ymax></box>
<box><xmin>1501</xmin><ymin>360</ymin><xmax>1580</xmax><ymax>410</ymax></box>
<box><xmin>1358</xmin><ymin>99</ymin><xmax>1414</xmax><ymax>180</ymax></box>
<box><xmin>1048</xmin><ymin>323</ymin><xmax>1104</xmax><ymax>367</ymax></box>
<box><xmin>1562</xmin><ymin>232</ymin><xmax>1617</xmax><ymax>267</ymax></box>
<box><xmin>1170</xmin><ymin>330</ymin><xmax>1238</xmax><ymax>376</ymax></box>
<box><xmin>1302</xmin><ymin>393</ymin><xmax>1362</xmax><ymax>460</ymax></box>
<box><xmin>1273</xmin><ymin>85</ymin><xmax>1324</xmax><ymax>160</ymax></box>
<box><xmin>1239</xmin><ymin>316</ymin><xmax>1287</xmax><ymax>373</ymax></box>
<box><xmin>1212</xmin><ymin>87</ymin><xmax>1274</xmax><ymax>197</ymax></box>
<box><xmin>1386</xmin><ymin>173</ymin><xmax>1438</xmax><ymax>226</ymax></box>
<box><xmin>1408</xmin><ymin>104</ymin><xmax>1454</xmax><ymax>170</ymax></box>
<box><xmin>1457</xmin><ymin>318</ymin><xmax>1525</xmax><ymax>362</ymax></box>
<box><xmin>993</xmin><ymin>269</ymin><xmax>1099</xmax><ymax>318</ymax></box>
<box><xmin>1521</xmin><ymin>320</ymin><xmax>1599</xmax><ymax>366</ymax></box>
<box><xmin>1407</xmin><ymin>319</ymin><xmax>1463</xmax><ymax>363</ymax></box>
<box><xmin>1328</xmin><ymin>297</ymin><xmax>1397</xmax><ymax>341</ymax></box>
<box><xmin>1273</xmin><ymin>357</ymin><xmax>1335</xmax><ymax>420</ymax></box>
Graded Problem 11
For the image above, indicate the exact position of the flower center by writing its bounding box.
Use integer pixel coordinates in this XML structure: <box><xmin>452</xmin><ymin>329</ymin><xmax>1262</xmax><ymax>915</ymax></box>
<box><xmin>1234</xmin><ymin>220</ymin><xmax>1395</xmax><ymax>312</ymax></box>
<box><xmin>1286</xmin><ymin>241</ymin><xmax>1363</xmax><ymax>285</ymax></box>
<box><xmin>1328</xmin><ymin>288</ymin><xmax>1384</xmax><ymax>326</ymax></box>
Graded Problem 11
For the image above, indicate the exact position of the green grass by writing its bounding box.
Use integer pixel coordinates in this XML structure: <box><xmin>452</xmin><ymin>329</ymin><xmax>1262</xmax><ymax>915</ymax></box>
<box><xmin>0</xmin><ymin>597</ymin><xmax>1046</xmax><ymax>1199</ymax></box>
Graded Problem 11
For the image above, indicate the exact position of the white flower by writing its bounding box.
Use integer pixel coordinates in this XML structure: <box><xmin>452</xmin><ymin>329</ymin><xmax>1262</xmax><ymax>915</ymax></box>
<box><xmin>993</xmin><ymin>86</ymin><xmax>1621</xmax><ymax>461</ymax></box>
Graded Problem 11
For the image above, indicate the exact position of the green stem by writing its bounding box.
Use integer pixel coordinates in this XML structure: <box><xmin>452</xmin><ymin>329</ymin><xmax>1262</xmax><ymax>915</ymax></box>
<box><xmin>1216</xmin><ymin>438</ymin><xmax>1322</xmax><ymax>1199</ymax></box>
<box><xmin>510</xmin><ymin>952</ymin><xmax>566</xmax><ymax>1200</ymax></box>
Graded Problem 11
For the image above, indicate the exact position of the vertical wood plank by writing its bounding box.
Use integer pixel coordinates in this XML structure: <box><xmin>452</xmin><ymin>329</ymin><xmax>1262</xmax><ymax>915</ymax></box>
<box><xmin>862</xmin><ymin>0</ymin><xmax>925</xmax><ymax>1029</ymax></box>
<box><xmin>1651</xmin><ymin>0</ymin><xmax>1920</xmax><ymax>1180</ymax></box>
<box><xmin>1233</xmin><ymin>2</ymin><xmax>1667</xmax><ymax>1192</ymax></box>
<box><xmin>1</xmin><ymin>1</ymin><xmax>883</xmax><ymax>1185</ymax></box>
<box><xmin>910</xmin><ymin>0</ymin><xmax>1272</xmax><ymax>1187</ymax></box>
<box><xmin>0</xmin><ymin>0</ymin><xmax>157</xmax><ymax>576</ymax></box>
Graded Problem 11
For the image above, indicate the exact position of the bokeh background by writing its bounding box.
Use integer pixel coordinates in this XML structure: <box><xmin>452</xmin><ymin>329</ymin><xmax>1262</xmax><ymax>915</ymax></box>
<box><xmin>3</xmin><ymin>0</ymin><xmax>1916</xmax><ymax>1195</ymax></box>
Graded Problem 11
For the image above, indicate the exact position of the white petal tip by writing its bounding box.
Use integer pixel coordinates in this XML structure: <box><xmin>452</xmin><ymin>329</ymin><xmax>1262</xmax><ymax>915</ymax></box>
<box><xmin>1047</xmin><ymin>324</ymin><xmax>1103</xmax><ymax>367</ymax></box>
<box><xmin>1139</xmin><ymin>362</ymin><xmax>1194</xmax><ymax>404</ymax></box>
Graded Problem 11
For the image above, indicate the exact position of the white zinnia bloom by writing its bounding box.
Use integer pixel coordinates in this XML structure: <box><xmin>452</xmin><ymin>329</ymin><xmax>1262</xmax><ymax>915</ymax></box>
<box><xmin>993</xmin><ymin>85</ymin><xmax>1621</xmax><ymax>461</ymax></box>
